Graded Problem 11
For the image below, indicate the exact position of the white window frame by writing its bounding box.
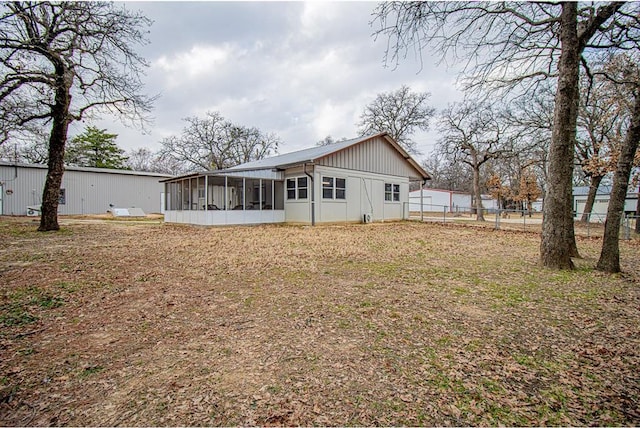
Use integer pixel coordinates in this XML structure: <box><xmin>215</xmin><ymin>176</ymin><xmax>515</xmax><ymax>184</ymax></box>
<box><xmin>286</xmin><ymin>176</ymin><xmax>308</xmax><ymax>200</ymax></box>
<box><xmin>322</xmin><ymin>176</ymin><xmax>346</xmax><ymax>200</ymax></box>
<box><xmin>384</xmin><ymin>183</ymin><xmax>400</xmax><ymax>202</ymax></box>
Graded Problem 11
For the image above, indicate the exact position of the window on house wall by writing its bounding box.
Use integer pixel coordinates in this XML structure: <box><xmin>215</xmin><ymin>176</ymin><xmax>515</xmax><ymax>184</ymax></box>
<box><xmin>297</xmin><ymin>177</ymin><xmax>308</xmax><ymax>199</ymax></box>
<box><xmin>286</xmin><ymin>177</ymin><xmax>308</xmax><ymax>200</ymax></box>
<box><xmin>322</xmin><ymin>176</ymin><xmax>346</xmax><ymax>200</ymax></box>
<box><xmin>322</xmin><ymin>177</ymin><xmax>334</xmax><ymax>199</ymax></box>
<box><xmin>336</xmin><ymin>178</ymin><xmax>346</xmax><ymax>200</ymax></box>
<box><xmin>385</xmin><ymin>183</ymin><xmax>400</xmax><ymax>202</ymax></box>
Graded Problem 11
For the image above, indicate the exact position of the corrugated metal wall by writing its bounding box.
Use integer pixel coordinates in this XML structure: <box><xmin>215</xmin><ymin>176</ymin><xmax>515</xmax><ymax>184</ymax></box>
<box><xmin>317</xmin><ymin>136</ymin><xmax>420</xmax><ymax>179</ymax></box>
<box><xmin>0</xmin><ymin>163</ymin><xmax>167</xmax><ymax>215</ymax></box>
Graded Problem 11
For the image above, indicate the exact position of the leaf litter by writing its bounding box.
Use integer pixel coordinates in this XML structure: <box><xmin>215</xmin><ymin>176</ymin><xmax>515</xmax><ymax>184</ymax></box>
<box><xmin>0</xmin><ymin>217</ymin><xmax>638</xmax><ymax>426</ymax></box>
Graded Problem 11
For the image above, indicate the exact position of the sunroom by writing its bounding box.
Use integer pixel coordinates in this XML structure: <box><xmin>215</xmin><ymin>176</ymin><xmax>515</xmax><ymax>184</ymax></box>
<box><xmin>162</xmin><ymin>169</ymin><xmax>285</xmax><ymax>226</ymax></box>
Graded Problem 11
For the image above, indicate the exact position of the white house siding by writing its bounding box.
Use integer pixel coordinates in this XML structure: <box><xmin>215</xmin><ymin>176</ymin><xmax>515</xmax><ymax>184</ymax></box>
<box><xmin>316</xmin><ymin>135</ymin><xmax>423</xmax><ymax>180</ymax></box>
<box><xmin>0</xmin><ymin>162</ymin><xmax>169</xmax><ymax>215</ymax></box>
<box><xmin>283</xmin><ymin>166</ymin><xmax>312</xmax><ymax>223</ymax></box>
<box><xmin>284</xmin><ymin>164</ymin><xmax>409</xmax><ymax>224</ymax></box>
<box><xmin>165</xmin><ymin>209</ymin><xmax>285</xmax><ymax>226</ymax></box>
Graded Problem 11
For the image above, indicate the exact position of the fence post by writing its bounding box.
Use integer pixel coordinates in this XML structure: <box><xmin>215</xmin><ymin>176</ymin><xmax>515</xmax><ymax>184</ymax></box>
<box><xmin>443</xmin><ymin>205</ymin><xmax>447</xmax><ymax>224</ymax></box>
<box><xmin>625</xmin><ymin>216</ymin><xmax>631</xmax><ymax>240</ymax></box>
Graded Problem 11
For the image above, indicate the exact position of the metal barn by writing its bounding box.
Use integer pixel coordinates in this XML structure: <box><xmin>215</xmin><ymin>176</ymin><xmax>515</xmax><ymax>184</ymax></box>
<box><xmin>0</xmin><ymin>161</ymin><xmax>171</xmax><ymax>216</ymax></box>
<box><xmin>162</xmin><ymin>133</ymin><xmax>430</xmax><ymax>226</ymax></box>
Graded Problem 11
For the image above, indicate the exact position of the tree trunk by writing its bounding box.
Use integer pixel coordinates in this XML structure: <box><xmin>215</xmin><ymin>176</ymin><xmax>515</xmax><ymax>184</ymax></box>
<box><xmin>580</xmin><ymin>175</ymin><xmax>604</xmax><ymax>223</ymax></box>
<box><xmin>540</xmin><ymin>2</ymin><xmax>580</xmax><ymax>269</ymax></box>
<box><xmin>472</xmin><ymin>163</ymin><xmax>485</xmax><ymax>221</ymax></box>
<box><xmin>596</xmin><ymin>93</ymin><xmax>640</xmax><ymax>273</ymax></box>
<box><xmin>635</xmin><ymin>183</ymin><xmax>640</xmax><ymax>234</ymax></box>
<box><xmin>39</xmin><ymin>67</ymin><xmax>72</xmax><ymax>232</ymax></box>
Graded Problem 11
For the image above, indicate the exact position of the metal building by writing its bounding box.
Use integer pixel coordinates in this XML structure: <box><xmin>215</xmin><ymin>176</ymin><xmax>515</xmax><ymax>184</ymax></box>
<box><xmin>0</xmin><ymin>161</ymin><xmax>171</xmax><ymax>216</ymax></box>
<box><xmin>162</xmin><ymin>133</ymin><xmax>431</xmax><ymax>226</ymax></box>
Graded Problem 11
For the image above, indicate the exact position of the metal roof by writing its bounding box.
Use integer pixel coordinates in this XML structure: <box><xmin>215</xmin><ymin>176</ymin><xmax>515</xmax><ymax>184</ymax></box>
<box><xmin>224</xmin><ymin>135</ymin><xmax>372</xmax><ymax>171</ymax></box>
<box><xmin>224</xmin><ymin>132</ymin><xmax>430</xmax><ymax>179</ymax></box>
<box><xmin>161</xmin><ymin>133</ymin><xmax>430</xmax><ymax>182</ymax></box>
<box><xmin>0</xmin><ymin>160</ymin><xmax>173</xmax><ymax>178</ymax></box>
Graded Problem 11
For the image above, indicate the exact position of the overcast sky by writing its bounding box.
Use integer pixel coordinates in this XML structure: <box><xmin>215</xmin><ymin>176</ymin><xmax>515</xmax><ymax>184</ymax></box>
<box><xmin>89</xmin><ymin>1</ymin><xmax>465</xmax><ymax>161</ymax></box>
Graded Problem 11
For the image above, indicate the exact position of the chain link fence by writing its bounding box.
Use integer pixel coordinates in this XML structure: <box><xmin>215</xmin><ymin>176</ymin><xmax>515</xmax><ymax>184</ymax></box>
<box><xmin>405</xmin><ymin>203</ymin><xmax>639</xmax><ymax>240</ymax></box>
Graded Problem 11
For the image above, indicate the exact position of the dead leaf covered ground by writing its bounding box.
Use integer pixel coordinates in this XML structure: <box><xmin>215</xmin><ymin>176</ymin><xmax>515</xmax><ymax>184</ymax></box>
<box><xmin>0</xmin><ymin>217</ymin><xmax>639</xmax><ymax>426</ymax></box>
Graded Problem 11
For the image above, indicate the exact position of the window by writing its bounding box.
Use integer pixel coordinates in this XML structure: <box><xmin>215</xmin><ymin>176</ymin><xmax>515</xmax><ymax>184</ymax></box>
<box><xmin>297</xmin><ymin>177</ymin><xmax>308</xmax><ymax>199</ymax></box>
<box><xmin>322</xmin><ymin>176</ymin><xmax>346</xmax><ymax>200</ymax></box>
<box><xmin>322</xmin><ymin>177</ymin><xmax>333</xmax><ymax>199</ymax></box>
<box><xmin>336</xmin><ymin>178</ymin><xmax>346</xmax><ymax>200</ymax></box>
<box><xmin>287</xmin><ymin>178</ymin><xmax>296</xmax><ymax>200</ymax></box>
<box><xmin>59</xmin><ymin>188</ymin><xmax>66</xmax><ymax>205</ymax></box>
<box><xmin>286</xmin><ymin>177</ymin><xmax>308</xmax><ymax>200</ymax></box>
<box><xmin>385</xmin><ymin>183</ymin><xmax>400</xmax><ymax>202</ymax></box>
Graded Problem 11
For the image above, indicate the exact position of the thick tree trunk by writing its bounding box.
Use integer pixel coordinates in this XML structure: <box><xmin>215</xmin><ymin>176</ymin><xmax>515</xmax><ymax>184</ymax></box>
<box><xmin>472</xmin><ymin>162</ymin><xmax>484</xmax><ymax>222</ymax></box>
<box><xmin>580</xmin><ymin>175</ymin><xmax>604</xmax><ymax>223</ymax></box>
<box><xmin>635</xmin><ymin>183</ymin><xmax>640</xmax><ymax>234</ymax></box>
<box><xmin>540</xmin><ymin>2</ymin><xmax>580</xmax><ymax>269</ymax></box>
<box><xmin>39</xmin><ymin>68</ymin><xmax>72</xmax><ymax>232</ymax></box>
<box><xmin>597</xmin><ymin>93</ymin><xmax>640</xmax><ymax>273</ymax></box>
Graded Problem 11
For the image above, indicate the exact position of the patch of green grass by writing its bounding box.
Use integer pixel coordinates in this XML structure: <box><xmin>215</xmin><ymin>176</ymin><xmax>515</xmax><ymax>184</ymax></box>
<box><xmin>435</xmin><ymin>335</ymin><xmax>452</xmax><ymax>346</ymax></box>
<box><xmin>18</xmin><ymin>347</ymin><xmax>35</xmax><ymax>356</ymax></box>
<box><xmin>337</xmin><ymin>319</ymin><xmax>351</xmax><ymax>329</ymax></box>
<box><xmin>56</xmin><ymin>280</ymin><xmax>82</xmax><ymax>293</ymax></box>
<box><xmin>1</xmin><ymin>286</ymin><xmax>65</xmax><ymax>327</ymax></box>
<box><xmin>452</xmin><ymin>286</ymin><xmax>469</xmax><ymax>295</ymax></box>
<box><xmin>79</xmin><ymin>365</ymin><xmax>104</xmax><ymax>378</ymax></box>
<box><xmin>0</xmin><ymin>306</ymin><xmax>38</xmax><ymax>327</ymax></box>
<box><xmin>513</xmin><ymin>353</ymin><xmax>536</xmax><ymax>368</ymax></box>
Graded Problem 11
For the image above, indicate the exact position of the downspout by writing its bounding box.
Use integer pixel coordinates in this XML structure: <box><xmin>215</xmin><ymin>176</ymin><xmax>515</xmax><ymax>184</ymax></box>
<box><xmin>304</xmin><ymin>163</ymin><xmax>315</xmax><ymax>226</ymax></box>
<box><xmin>420</xmin><ymin>180</ymin><xmax>425</xmax><ymax>222</ymax></box>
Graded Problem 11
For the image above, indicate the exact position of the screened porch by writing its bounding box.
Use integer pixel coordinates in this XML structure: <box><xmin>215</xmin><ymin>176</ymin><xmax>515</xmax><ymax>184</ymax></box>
<box><xmin>163</xmin><ymin>170</ymin><xmax>285</xmax><ymax>226</ymax></box>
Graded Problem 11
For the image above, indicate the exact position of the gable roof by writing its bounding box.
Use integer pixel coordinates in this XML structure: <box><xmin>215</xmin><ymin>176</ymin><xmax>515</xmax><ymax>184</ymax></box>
<box><xmin>225</xmin><ymin>132</ymin><xmax>430</xmax><ymax>180</ymax></box>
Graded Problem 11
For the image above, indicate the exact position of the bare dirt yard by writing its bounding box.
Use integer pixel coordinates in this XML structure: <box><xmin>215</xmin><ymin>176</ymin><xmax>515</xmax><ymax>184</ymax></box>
<box><xmin>1</xmin><ymin>217</ymin><xmax>639</xmax><ymax>426</ymax></box>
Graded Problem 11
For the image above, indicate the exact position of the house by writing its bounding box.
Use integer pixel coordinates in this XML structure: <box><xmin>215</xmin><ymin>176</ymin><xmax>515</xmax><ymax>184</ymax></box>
<box><xmin>408</xmin><ymin>187</ymin><xmax>471</xmax><ymax>213</ymax></box>
<box><xmin>573</xmin><ymin>185</ymin><xmax>638</xmax><ymax>221</ymax></box>
<box><xmin>161</xmin><ymin>133</ymin><xmax>430</xmax><ymax>226</ymax></box>
<box><xmin>0</xmin><ymin>161</ymin><xmax>171</xmax><ymax>216</ymax></box>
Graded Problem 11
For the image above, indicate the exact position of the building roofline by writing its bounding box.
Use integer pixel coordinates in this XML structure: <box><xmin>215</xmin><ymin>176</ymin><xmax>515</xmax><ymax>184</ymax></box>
<box><xmin>216</xmin><ymin>132</ymin><xmax>431</xmax><ymax>180</ymax></box>
<box><xmin>0</xmin><ymin>161</ymin><xmax>173</xmax><ymax>178</ymax></box>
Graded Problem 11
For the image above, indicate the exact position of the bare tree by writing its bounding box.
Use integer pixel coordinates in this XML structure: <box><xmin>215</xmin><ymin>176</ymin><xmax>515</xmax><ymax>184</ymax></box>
<box><xmin>357</xmin><ymin>85</ymin><xmax>435</xmax><ymax>155</ymax></box>
<box><xmin>422</xmin><ymin>151</ymin><xmax>472</xmax><ymax>193</ymax></box>
<box><xmin>0</xmin><ymin>127</ymin><xmax>50</xmax><ymax>164</ymax></box>
<box><xmin>597</xmin><ymin>55</ymin><xmax>640</xmax><ymax>273</ymax></box>
<box><xmin>316</xmin><ymin>135</ymin><xmax>348</xmax><ymax>146</ymax></box>
<box><xmin>158</xmin><ymin>111</ymin><xmax>280</xmax><ymax>172</ymax></box>
<box><xmin>575</xmin><ymin>74</ymin><xmax>623</xmax><ymax>223</ymax></box>
<box><xmin>504</xmin><ymin>84</ymin><xmax>556</xmax><ymax>203</ymax></box>
<box><xmin>372</xmin><ymin>1</ymin><xmax>640</xmax><ymax>269</ymax></box>
<box><xmin>125</xmin><ymin>147</ymin><xmax>182</xmax><ymax>175</ymax></box>
<box><xmin>0</xmin><ymin>2</ymin><xmax>154</xmax><ymax>231</ymax></box>
<box><xmin>438</xmin><ymin>100</ymin><xmax>512</xmax><ymax>221</ymax></box>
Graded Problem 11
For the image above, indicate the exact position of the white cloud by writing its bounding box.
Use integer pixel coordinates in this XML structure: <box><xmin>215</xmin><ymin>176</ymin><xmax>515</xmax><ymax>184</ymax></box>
<box><xmin>90</xmin><ymin>2</ymin><xmax>464</xmax><ymax>163</ymax></box>
<box><xmin>153</xmin><ymin>44</ymin><xmax>234</xmax><ymax>87</ymax></box>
